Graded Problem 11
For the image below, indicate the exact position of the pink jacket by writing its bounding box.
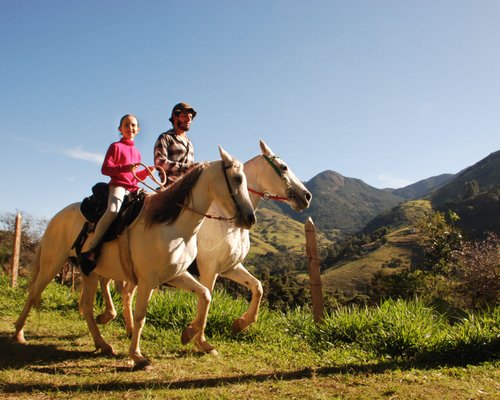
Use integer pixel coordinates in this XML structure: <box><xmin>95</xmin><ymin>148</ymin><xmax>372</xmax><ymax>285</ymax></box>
<box><xmin>101</xmin><ymin>138</ymin><xmax>149</xmax><ymax>191</ymax></box>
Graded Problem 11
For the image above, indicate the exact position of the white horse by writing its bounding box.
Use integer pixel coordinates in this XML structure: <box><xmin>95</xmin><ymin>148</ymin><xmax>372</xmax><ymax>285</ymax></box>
<box><xmin>99</xmin><ymin>140</ymin><xmax>311</xmax><ymax>347</ymax></box>
<box><xmin>13</xmin><ymin>147</ymin><xmax>256</xmax><ymax>369</ymax></box>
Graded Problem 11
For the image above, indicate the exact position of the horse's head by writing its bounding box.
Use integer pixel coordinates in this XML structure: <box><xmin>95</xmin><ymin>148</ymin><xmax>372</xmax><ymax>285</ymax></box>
<box><xmin>253</xmin><ymin>139</ymin><xmax>312</xmax><ymax>212</ymax></box>
<box><xmin>213</xmin><ymin>146</ymin><xmax>256</xmax><ymax>229</ymax></box>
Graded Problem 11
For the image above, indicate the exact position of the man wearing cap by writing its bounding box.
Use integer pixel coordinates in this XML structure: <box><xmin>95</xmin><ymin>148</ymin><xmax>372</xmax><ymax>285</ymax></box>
<box><xmin>153</xmin><ymin>102</ymin><xmax>197</xmax><ymax>185</ymax></box>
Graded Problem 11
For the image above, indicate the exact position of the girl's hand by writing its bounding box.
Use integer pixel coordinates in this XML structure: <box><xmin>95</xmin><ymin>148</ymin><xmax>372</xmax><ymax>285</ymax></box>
<box><xmin>130</xmin><ymin>163</ymin><xmax>139</xmax><ymax>172</ymax></box>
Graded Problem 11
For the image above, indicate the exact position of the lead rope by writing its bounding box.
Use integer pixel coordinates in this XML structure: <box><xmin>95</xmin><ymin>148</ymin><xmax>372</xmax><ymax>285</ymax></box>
<box><xmin>132</xmin><ymin>163</ymin><xmax>167</xmax><ymax>192</ymax></box>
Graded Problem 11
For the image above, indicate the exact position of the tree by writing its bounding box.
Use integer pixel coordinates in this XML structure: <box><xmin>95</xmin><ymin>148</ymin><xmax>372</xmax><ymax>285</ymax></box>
<box><xmin>0</xmin><ymin>211</ymin><xmax>47</xmax><ymax>276</ymax></box>
<box><xmin>416</xmin><ymin>211</ymin><xmax>463</xmax><ymax>276</ymax></box>
<box><xmin>464</xmin><ymin>180</ymin><xmax>480</xmax><ymax>199</ymax></box>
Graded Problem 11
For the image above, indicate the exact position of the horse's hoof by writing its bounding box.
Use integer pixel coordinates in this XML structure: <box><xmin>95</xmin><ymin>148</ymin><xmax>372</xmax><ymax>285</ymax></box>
<box><xmin>132</xmin><ymin>359</ymin><xmax>152</xmax><ymax>371</ymax></box>
<box><xmin>196</xmin><ymin>341</ymin><xmax>218</xmax><ymax>355</ymax></box>
<box><xmin>95</xmin><ymin>312</ymin><xmax>116</xmax><ymax>325</ymax></box>
<box><xmin>208</xmin><ymin>348</ymin><xmax>219</xmax><ymax>356</ymax></box>
<box><xmin>97</xmin><ymin>344</ymin><xmax>117</xmax><ymax>357</ymax></box>
<box><xmin>13</xmin><ymin>331</ymin><xmax>27</xmax><ymax>345</ymax></box>
<box><xmin>232</xmin><ymin>317</ymin><xmax>247</xmax><ymax>334</ymax></box>
<box><xmin>181</xmin><ymin>326</ymin><xmax>196</xmax><ymax>345</ymax></box>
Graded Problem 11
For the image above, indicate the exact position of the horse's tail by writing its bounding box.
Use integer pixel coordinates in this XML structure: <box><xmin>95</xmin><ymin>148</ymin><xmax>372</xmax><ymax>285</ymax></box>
<box><xmin>28</xmin><ymin>245</ymin><xmax>43</xmax><ymax>310</ymax></box>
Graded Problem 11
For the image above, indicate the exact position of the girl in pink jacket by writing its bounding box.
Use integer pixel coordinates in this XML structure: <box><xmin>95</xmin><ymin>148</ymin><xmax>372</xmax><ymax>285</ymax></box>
<box><xmin>80</xmin><ymin>114</ymin><xmax>153</xmax><ymax>274</ymax></box>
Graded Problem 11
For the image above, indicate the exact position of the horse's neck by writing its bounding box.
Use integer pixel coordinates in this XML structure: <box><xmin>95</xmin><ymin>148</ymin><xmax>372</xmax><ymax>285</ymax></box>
<box><xmin>177</xmin><ymin>168</ymin><xmax>215</xmax><ymax>232</ymax></box>
<box><xmin>244</xmin><ymin>156</ymin><xmax>264</xmax><ymax>210</ymax></box>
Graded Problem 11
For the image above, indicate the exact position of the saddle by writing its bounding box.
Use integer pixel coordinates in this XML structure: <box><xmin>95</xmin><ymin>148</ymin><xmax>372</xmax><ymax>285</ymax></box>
<box><xmin>71</xmin><ymin>182</ymin><xmax>145</xmax><ymax>258</ymax></box>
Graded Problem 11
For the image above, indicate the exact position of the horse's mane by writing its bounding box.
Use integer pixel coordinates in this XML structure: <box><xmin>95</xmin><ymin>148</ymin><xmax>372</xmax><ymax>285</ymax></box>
<box><xmin>144</xmin><ymin>163</ymin><xmax>207</xmax><ymax>227</ymax></box>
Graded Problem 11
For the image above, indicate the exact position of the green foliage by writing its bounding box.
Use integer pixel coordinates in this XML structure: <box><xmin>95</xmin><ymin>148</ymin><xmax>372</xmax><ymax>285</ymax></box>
<box><xmin>294</xmin><ymin>298</ymin><xmax>499</xmax><ymax>362</ymax></box>
<box><xmin>144</xmin><ymin>288</ymin><xmax>277</xmax><ymax>342</ymax></box>
<box><xmin>1</xmin><ymin>276</ymin><xmax>498</xmax><ymax>366</ymax></box>
<box><xmin>371</xmin><ymin>211</ymin><xmax>499</xmax><ymax>310</ymax></box>
<box><xmin>248</xmin><ymin>251</ymin><xmax>311</xmax><ymax>310</ymax></box>
<box><xmin>38</xmin><ymin>280</ymin><xmax>80</xmax><ymax>312</ymax></box>
<box><xmin>416</xmin><ymin>210</ymin><xmax>463</xmax><ymax>275</ymax></box>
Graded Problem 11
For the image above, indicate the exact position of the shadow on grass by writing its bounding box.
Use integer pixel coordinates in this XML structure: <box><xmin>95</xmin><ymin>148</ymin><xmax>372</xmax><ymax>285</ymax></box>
<box><xmin>0</xmin><ymin>330</ymin><xmax>498</xmax><ymax>394</ymax></box>
<box><xmin>0</xmin><ymin>333</ymin><xmax>104</xmax><ymax>370</ymax></box>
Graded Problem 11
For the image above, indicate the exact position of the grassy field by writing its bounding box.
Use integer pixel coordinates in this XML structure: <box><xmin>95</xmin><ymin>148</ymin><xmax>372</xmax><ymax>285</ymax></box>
<box><xmin>321</xmin><ymin>226</ymin><xmax>421</xmax><ymax>296</ymax></box>
<box><xmin>0</xmin><ymin>276</ymin><xmax>498</xmax><ymax>399</ymax></box>
<box><xmin>248</xmin><ymin>208</ymin><xmax>332</xmax><ymax>257</ymax></box>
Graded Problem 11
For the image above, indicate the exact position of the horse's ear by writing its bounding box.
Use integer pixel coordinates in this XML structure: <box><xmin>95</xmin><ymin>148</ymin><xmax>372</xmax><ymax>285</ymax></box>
<box><xmin>259</xmin><ymin>139</ymin><xmax>273</xmax><ymax>157</ymax></box>
<box><xmin>218</xmin><ymin>145</ymin><xmax>233</xmax><ymax>164</ymax></box>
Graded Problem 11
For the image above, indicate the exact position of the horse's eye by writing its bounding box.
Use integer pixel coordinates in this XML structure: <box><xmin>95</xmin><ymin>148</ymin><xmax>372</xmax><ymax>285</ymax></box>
<box><xmin>280</xmin><ymin>164</ymin><xmax>288</xmax><ymax>172</ymax></box>
<box><xmin>234</xmin><ymin>175</ymin><xmax>243</xmax><ymax>185</ymax></box>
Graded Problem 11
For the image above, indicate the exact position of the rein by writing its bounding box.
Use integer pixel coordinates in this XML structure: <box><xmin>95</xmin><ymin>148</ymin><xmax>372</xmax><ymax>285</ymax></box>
<box><xmin>176</xmin><ymin>203</ymin><xmax>235</xmax><ymax>221</ymax></box>
<box><xmin>247</xmin><ymin>155</ymin><xmax>291</xmax><ymax>203</ymax></box>
<box><xmin>132</xmin><ymin>163</ymin><xmax>167</xmax><ymax>192</ymax></box>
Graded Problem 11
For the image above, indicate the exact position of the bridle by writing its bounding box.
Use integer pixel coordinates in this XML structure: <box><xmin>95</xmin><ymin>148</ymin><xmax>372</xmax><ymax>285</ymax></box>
<box><xmin>176</xmin><ymin>162</ymin><xmax>240</xmax><ymax>222</ymax></box>
<box><xmin>247</xmin><ymin>155</ymin><xmax>293</xmax><ymax>202</ymax></box>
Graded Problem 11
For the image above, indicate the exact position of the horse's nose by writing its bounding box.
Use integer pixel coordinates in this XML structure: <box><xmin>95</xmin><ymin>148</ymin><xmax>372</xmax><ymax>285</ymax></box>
<box><xmin>305</xmin><ymin>191</ymin><xmax>312</xmax><ymax>203</ymax></box>
<box><xmin>248</xmin><ymin>212</ymin><xmax>256</xmax><ymax>226</ymax></box>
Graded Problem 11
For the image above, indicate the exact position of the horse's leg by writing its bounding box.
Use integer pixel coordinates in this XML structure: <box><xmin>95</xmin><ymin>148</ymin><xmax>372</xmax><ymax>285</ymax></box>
<box><xmin>169</xmin><ymin>272</ymin><xmax>216</xmax><ymax>355</ymax></box>
<box><xmin>14</xmin><ymin>248</ymin><xmax>67</xmax><ymax>344</ymax></box>
<box><xmin>128</xmin><ymin>284</ymin><xmax>153</xmax><ymax>369</ymax></box>
<box><xmin>80</xmin><ymin>274</ymin><xmax>116</xmax><ymax>356</ymax></box>
<box><xmin>221</xmin><ymin>263</ymin><xmax>263</xmax><ymax>334</ymax></box>
<box><xmin>95</xmin><ymin>277</ymin><xmax>117</xmax><ymax>324</ymax></box>
<box><xmin>121</xmin><ymin>281</ymin><xmax>136</xmax><ymax>337</ymax></box>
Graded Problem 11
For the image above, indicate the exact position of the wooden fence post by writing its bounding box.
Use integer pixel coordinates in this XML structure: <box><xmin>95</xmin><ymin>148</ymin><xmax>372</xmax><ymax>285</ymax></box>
<box><xmin>10</xmin><ymin>213</ymin><xmax>22</xmax><ymax>288</ymax></box>
<box><xmin>305</xmin><ymin>217</ymin><xmax>324</xmax><ymax>323</ymax></box>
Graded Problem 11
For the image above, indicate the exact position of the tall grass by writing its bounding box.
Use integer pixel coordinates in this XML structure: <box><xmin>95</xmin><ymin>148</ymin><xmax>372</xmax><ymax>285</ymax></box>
<box><xmin>284</xmin><ymin>298</ymin><xmax>499</xmax><ymax>362</ymax></box>
<box><xmin>3</xmin><ymin>275</ymin><xmax>498</xmax><ymax>364</ymax></box>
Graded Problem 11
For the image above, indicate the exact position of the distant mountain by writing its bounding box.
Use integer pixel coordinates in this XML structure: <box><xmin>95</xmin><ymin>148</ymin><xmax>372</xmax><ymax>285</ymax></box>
<box><xmin>429</xmin><ymin>150</ymin><xmax>500</xmax><ymax>238</ymax></box>
<box><xmin>259</xmin><ymin>150</ymin><xmax>499</xmax><ymax>240</ymax></box>
<box><xmin>363</xmin><ymin>151</ymin><xmax>500</xmax><ymax>238</ymax></box>
<box><xmin>274</xmin><ymin>170</ymin><xmax>404</xmax><ymax>235</ymax></box>
<box><xmin>391</xmin><ymin>174</ymin><xmax>455</xmax><ymax>200</ymax></box>
<box><xmin>430</xmin><ymin>150</ymin><xmax>500</xmax><ymax>207</ymax></box>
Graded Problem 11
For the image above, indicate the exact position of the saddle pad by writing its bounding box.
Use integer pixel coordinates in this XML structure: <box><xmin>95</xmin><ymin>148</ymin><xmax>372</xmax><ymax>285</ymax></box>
<box><xmin>80</xmin><ymin>182</ymin><xmax>145</xmax><ymax>242</ymax></box>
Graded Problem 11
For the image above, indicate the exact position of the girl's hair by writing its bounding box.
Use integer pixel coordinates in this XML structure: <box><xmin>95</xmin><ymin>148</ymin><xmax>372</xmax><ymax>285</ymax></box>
<box><xmin>118</xmin><ymin>114</ymin><xmax>140</xmax><ymax>129</ymax></box>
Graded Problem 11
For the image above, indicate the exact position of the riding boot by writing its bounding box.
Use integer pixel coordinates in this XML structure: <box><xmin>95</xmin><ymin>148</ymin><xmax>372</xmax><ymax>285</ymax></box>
<box><xmin>78</xmin><ymin>247</ymin><xmax>101</xmax><ymax>276</ymax></box>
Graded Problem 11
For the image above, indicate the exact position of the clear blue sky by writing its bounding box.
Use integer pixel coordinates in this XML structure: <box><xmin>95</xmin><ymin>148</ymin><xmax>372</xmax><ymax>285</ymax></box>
<box><xmin>1</xmin><ymin>0</ymin><xmax>499</xmax><ymax>220</ymax></box>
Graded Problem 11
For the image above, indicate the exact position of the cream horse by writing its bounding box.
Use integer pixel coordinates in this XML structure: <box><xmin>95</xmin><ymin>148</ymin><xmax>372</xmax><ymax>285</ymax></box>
<box><xmin>13</xmin><ymin>147</ymin><xmax>256</xmax><ymax>369</ymax></box>
<box><xmin>99</xmin><ymin>140</ymin><xmax>311</xmax><ymax>347</ymax></box>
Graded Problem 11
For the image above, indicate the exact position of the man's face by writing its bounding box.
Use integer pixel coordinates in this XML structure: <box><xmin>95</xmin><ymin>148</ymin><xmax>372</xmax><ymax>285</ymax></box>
<box><xmin>173</xmin><ymin>112</ymin><xmax>193</xmax><ymax>132</ymax></box>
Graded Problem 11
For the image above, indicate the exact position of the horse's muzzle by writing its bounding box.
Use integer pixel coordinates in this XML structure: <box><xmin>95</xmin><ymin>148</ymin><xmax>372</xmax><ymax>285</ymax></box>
<box><xmin>236</xmin><ymin>211</ymin><xmax>256</xmax><ymax>229</ymax></box>
<box><xmin>287</xmin><ymin>188</ymin><xmax>312</xmax><ymax>212</ymax></box>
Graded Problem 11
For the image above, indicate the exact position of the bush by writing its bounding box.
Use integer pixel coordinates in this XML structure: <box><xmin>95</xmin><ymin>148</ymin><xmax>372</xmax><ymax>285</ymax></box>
<box><xmin>453</xmin><ymin>232</ymin><xmax>500</xmax><ymax>308</ymax></box>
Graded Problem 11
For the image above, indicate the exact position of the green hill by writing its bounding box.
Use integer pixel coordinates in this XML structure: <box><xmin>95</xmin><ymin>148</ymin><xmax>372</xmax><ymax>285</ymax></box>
<box><xmin>362</xmin><ymin>199</ymin><xmax>432</xmax><ymax>233</ymax></box>
<box><xmin>321</xmin><ymin>202</ymin><xmax>429</xmax><ymax>297</ymax></box>
<box><xmin>248</xmin><ymin>208</ymin><xmax>332</xmax><ymax>257</ymax></box>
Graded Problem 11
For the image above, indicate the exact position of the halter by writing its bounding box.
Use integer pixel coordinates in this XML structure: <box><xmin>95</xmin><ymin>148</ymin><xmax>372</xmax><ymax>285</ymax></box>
<box><xmin>247</xmin><ymin>155</ymin><xmax>292</xmax><ymax>202</ymax></box>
